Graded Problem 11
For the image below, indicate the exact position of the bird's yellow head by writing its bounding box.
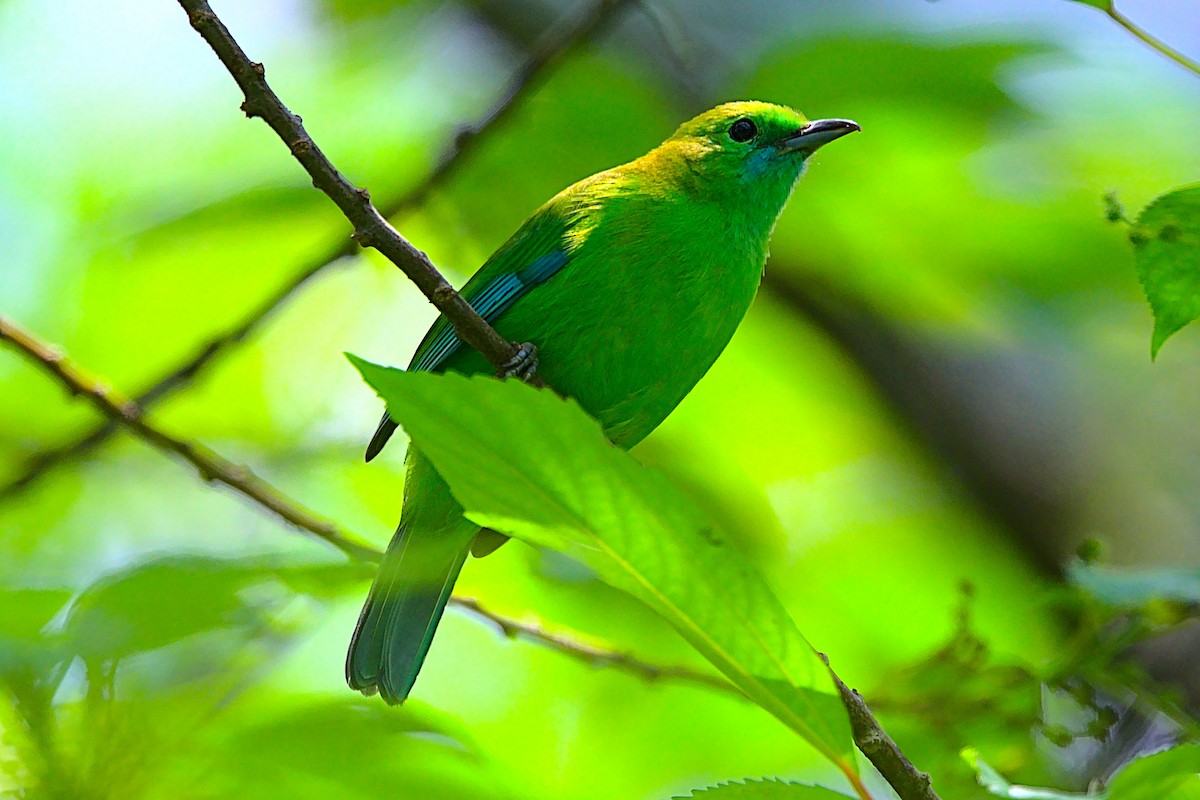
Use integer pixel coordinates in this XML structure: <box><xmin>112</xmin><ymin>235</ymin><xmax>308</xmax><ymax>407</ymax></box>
<box><xmin>652</xmin><ymin>101</ymin><xmax>859</xmax><ymax>203</ymax></box>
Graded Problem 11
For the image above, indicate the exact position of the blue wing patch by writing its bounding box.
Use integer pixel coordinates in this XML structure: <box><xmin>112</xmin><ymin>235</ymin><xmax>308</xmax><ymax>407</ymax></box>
<box><xmin>411</xmin><ymin>250</ymin><xmax>569</xmax><ymax>373</ymax></box>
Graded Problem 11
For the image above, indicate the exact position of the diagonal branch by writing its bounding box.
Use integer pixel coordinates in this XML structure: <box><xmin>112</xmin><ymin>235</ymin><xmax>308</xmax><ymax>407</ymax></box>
<box><xmin>451</xmin><ymin>596</ymin><xmax>739</xmax><ymax>694</ymax></box>
<box><xmin>178</xmin><ymin>0</ymin><xmax>521</xmax><ymax>373</ymax></box>
<box><xmin>0</xmin><ymin>314</ymin><xmax>724</xmax><ymax>693</ymax></box>
<box><xmin>823</xmin><ymin>655</ymin><xmax>938</xmax><ymax>800</ymax></box>
<box><xmin>0</xmin><ymin>315</ymin><xmax>381</xmax><ymax>563</ymax></box>
<box><xmin>0</xmin><ymin>0</ymin><xmax>634</xmax><ymax>502</ymax></box>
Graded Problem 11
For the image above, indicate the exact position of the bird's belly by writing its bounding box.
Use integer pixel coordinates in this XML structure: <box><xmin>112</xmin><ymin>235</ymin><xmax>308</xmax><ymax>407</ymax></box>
<box><xmin>487</xmin><ymin>254</ymin><xmax>761</xmax><ymax>449</ymax></box>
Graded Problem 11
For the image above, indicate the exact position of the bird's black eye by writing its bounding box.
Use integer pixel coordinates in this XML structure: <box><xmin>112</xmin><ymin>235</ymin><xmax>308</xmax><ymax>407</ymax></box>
<box><xmin>729</xmin><ymin>118</ymin><xmax>757</xmax><ymax>143</ymax></box>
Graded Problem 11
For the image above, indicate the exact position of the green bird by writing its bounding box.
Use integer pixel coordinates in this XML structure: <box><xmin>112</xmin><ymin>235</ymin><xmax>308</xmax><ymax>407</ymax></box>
<box><xmin>347</xmin><ymin>101</ymin><xmax>858</xmax><ymax>703</ymax></box>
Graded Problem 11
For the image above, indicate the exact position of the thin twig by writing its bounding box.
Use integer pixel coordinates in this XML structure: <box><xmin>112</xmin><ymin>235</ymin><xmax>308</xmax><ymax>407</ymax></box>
<box><xmin>178</xmin><ymin>0</ymin><xmax>521</xmax><ymax>374</ymax></box>
<box><xmin>0</xmin><ymin>316</ymin><xmax>380</xmax><ymax>563</ymax></box>
<box><xmin>822</xmin><ymin>655</ymin><xmax>940</xmax><ymax>800</ymax></box>
<box><xmin>451</xmin><ymin>596</ymin><xmax>738</xmax><ymax>693</ymax></box>
<box><xmin>1107</xmin><ymin>4</ymin><xmax>1200</xmax><ymax>78</ymax></box>
<box><xmin>0</xmin><ymin>0</ymin><xmax>631</xmax><ymax>503</ymax></box>
<box><xmin>0</xmin><ymin>314</ymin><xmax>727</xmax><ymax>690</ymax></box>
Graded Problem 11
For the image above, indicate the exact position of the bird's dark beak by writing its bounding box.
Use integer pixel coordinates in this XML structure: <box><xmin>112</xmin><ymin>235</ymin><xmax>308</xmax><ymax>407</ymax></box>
<box><xmin>778</xmin><ymin>118</ymin><xmax>860</xmax><ymax>153</ymax></box>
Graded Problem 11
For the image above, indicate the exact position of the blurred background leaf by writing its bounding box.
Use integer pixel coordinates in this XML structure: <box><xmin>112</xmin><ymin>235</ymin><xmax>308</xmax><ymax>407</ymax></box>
<box><xmin>672</xmin><ymin>778</ymin><xmax>854</xmax><ymax>799</ymax></box>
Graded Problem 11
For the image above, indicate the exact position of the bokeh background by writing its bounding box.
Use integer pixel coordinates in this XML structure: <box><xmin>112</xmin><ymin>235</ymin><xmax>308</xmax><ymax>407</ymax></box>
<box><xmin>2</xmin><ymin>0</ymin><xmax>1198</xmax><ymax>797</ymax></box>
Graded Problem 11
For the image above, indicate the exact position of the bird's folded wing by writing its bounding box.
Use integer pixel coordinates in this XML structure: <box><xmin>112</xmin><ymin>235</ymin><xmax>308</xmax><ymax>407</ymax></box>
<box><xmin>365</xmin><ymin>208</ymin><xmax>575</xmax><ymax>460</ymax></box>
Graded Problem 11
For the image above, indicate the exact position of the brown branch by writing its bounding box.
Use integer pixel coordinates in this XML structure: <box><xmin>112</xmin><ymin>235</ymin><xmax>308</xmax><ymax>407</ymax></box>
<box><xmin>1</xmin><ymin>315</ymin><xmax>737</xmax><ymax>697</ymax></box>
<box><xmin>2</xmin><ymin>314</ymin><xmax>935</xmax><ymax>798</ymax></box>
<box><xmin>0</xmin><ymin>0</ymin><xmax>634</xmax><ymax>502</ymax></box>
<box><xmin>0</xmin><ymin>315</ymin><xmax>720</xmax><ymax>673</ymax></box>
<box><xmin>452</xmin><ymin>596</ymin><xmax>739</xmax><ymax>694</ymax></box>
<box><xmin>0</xmin><ymin>316</ymin><xmax>381</xmax><ymax>564</ymax></box>
<box><xmin>179</xmin><ymin>0</ymin><xmax>518</xmax><ymax>372</ymax></box>
<box><xmin>822</xmin><ymin>655</ymin><xmax>940</xmax><ymax>800</ymax></box>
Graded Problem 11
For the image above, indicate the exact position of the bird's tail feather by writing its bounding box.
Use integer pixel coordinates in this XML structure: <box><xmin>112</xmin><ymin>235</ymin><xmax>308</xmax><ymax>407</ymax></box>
<box><xmin>346</xmin><ymin>520</ymin><xmax>474</xmax><ymax>704</ymax></box>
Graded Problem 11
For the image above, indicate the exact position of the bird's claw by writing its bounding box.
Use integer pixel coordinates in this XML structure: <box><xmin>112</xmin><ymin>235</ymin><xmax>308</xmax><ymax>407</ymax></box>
<box><xmin>500</xmin><ymin>342</ymin><xmax>539</xmax><ymax>381</ymax></box>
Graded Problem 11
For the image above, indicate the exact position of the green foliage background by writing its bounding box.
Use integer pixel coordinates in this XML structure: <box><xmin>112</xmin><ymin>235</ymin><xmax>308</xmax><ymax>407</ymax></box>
<box><xmin>1</xmin><ymin>0</ymin><xmax>1198</xmax><ymax>798</ymax></box>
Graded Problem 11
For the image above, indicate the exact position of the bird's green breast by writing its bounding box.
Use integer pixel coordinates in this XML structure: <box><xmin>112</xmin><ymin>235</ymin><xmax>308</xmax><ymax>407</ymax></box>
<box><xmin>438</xmin><ymin>168</ymin><xmax>775</xmax><ymax>449</ymax></box>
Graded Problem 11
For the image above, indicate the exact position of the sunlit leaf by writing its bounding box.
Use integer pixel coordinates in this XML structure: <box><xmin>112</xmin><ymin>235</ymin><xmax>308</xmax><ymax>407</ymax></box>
<box><xmin>0</xmin><ymin>588</ymin><xmax>71</xmax><ymax>674</ymax></box>
<box><xmin>1107</xmin><ymin>744</ymin><xmax>1200</xmax><ymax>800</ymax></box>
<box><xmin>672</xmin><ymin>778</ymin><xmax>852</xmax><ymax>798</ymax></box>
<box><xmin>191</xmin><ymin>697</ymin><xmax>519</xmax><ymax>800</ymax></box>
<box><xmin>64</xmin><ymin>554</ymin><xmax>361</xmax><ymax>660</ymax></box>
<box><xmin>351</xmin><ymin>360</ymin><xmax>854</xmax><ymax>771</ymax></box>
<box><xmin>1068</xmin><ymin>0</ymin><xmax>1112</xmax><ymax>10</ymax></box>
<box><xmin>1129</xmin><ymin>184</ymin><xmax>1200</xmax><ymax>357</ymax></box>
<box><xmin>962</xmin><ymin>748</ymin><xmax>1092</xmax><ymax>799</ymax></box>
<box><xmin>0</xmin><ymin>588</ymin><xmax>69</xmax><ymax>642</ymax></box>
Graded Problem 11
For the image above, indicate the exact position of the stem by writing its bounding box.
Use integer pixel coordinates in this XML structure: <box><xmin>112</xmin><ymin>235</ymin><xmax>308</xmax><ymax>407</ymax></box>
<box><xmin>1108</xmin><ymin>5</ymin><xmax>1200</xmax><ymax>78</ymax></box>
<box><xmin>0</xmin><ymin>316</ymin><xmax>381</xmax><ymax>562</ymax></box>
<box><xmin>825</xmin><ymin>655</ymin><xmax>940</xmax><ymax>800</ymax></box>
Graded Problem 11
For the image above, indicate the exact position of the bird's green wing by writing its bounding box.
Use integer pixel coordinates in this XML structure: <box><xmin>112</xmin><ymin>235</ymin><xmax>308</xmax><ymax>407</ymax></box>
<box><xmin>365</xmin><ymin>208</ymin><xmax>574</xmax><ymax>460</ymax></box>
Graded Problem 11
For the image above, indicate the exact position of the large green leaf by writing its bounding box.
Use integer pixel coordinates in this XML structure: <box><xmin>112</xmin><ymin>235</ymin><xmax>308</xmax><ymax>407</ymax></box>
<box><xmin>0</xmin><ymin>587</ymin><xmax>71</xmax><ymax>675</ymax></box>
<box><xmin>350</xmin><ymin>359</ymin><xmax>855</xmax><ymax>772</ymax></box>
<box><xmin>190</xmin><ymin>697</ymin><xmax>520</xmax><ymax>800</ymax></box>
<box><xmin>672</xmin><ymin>778</ymin><xmax>852</xmax><ymax>799</ymax></box>
<box><xmin>1130</xmin><ymin>184</ymin><xmax>1200</xmax><ymax>357</ymax></box>
<box><xmin>64</xmin><ymin>554</ymin><xmax>363</xmax><ymax>660</ymax></box>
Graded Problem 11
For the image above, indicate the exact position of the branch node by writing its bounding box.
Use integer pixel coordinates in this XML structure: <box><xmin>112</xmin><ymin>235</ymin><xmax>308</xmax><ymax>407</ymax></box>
<box><xmin>352</xmin><ymin>225</ymin><xmax>378</xmax><ymax>247</ymax></box>
<box><xmin>858</xmin><ymin>729</ymin><xmax>886</xmax><ymax>752</ymax></box>
<box><xmin>250</xmin><ymin>61</ymin><xmax>265</xmax><ymax>78</ymax></box>
<box><xmin>290</xmin><ymin>138</ymin><xmax>314</xmax><ymax>157</ymax></box>
<box><xmin>239</xmin><ymin>100</ymin><xmax>262</xmax><ymax>119</ymax></box>
<box><xmin>186</xmin><ymin>8</ymin><xmax>214</xmax><ymax>29</ymax></box>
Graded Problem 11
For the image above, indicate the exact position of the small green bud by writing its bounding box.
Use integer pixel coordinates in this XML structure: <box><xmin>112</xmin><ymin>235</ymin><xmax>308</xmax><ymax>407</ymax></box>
<box><xmin>1075</xmin><ymin>539</ymin><xmax>1105</xmax><ymax>564</ymax></box>
<box><xmin>1103</xmin><ymin>192</ymin><xmax>1126</xmax><ymax>223</ymax></box>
